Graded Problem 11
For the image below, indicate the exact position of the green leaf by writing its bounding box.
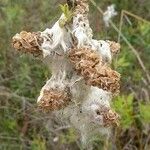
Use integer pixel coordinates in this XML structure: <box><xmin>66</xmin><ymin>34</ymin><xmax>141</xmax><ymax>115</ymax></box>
<box><xmin>114</xmin><ymin>55</ymin><xmax>130</xmax><ymax>68</ymax></box>
<box><xmin>60</xmin><ymin>128</ymin><xmax>77</xmax><ymax>144</ymax></box>
<box><xmin>112</xmin><ymin>94</ymin><xmax>134</xmax><ymax>128</ymax></box>
<box><xmin>139</xmin><ymin>103</ymin><xmax>150</xmax><ymax>123</ymax></box>
<box><xmin>31</xmin><ymin>136</ymin><xmax>46</xmax><ymax>150</ymax></box>
<box><xmin>59</xmin><ymin>4</ymin><xmax>73</xmax><ymax>27</ymax></box>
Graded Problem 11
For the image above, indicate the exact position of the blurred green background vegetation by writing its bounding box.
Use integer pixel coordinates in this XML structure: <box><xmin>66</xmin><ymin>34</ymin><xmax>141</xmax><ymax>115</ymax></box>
<box><xmin>0</xmin><ymin>0</ymin><xmax>150</xmax><ymax>149</ymax></box>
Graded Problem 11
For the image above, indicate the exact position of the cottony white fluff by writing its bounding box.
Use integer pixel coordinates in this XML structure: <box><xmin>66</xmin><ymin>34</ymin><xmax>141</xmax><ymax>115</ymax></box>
<box><xmin>78</xmin><ymin>87</ymin><xmax>111</xmax><ymax>145</ymax></box>
<box><xmin>103</xmin><ymin>4</ymin><xmax>117</xmax><ymax>27</ymax></box>
<box><xmin>13</xmin><ymin>33</ymin><xmax>22</xmax><ymax>40</ymax></box>
<box><xmin>68</xmin><ymin>87</ymin><xmax>112</xmax><ymax>145</ymax></box>
<box><xmin>39</xmin><ymin>42</ymin><xmax>77</xmax><ymax>104</ymax></box>
<box><xmin>74</xmin><ymin>15</ymin><xmax>93</xmax><ymax>39</ymax></box>
<box><xmin>41</xmin><ymin>14</ymin><xmax>72</xmax><ymax>57</ymax></box>
<box><xmin>70</xmin><ymin>76</ymin><xmax>90</xmax><ymax>105</ymax></box>
<box><xmin>81</xmin><ymin>86</ymin><xmax>111</xmax><ymax>118</ymax></box>
<box><xmin>91</xmin><ymin>40</ymin><xmax>112</xmax><ymax>63</ymax></box>
<box><xmin>73</xmin><ymin>26</ymin><xmax>89</xmax><ymax>48</ymax></box>
<box><xmin>37</xmin><ymin>70</ymin><xmax>68</xmax><ymax>103</ymax></box>
<box><xmin>37</xmin><ymin>5</ymin><xmax>118</xmax><ymax>146</ymax></box>
<box><xmin>38</xmin><ymin>51</ymin><xmax>78</xmax><ymax>104</ymax></box>
<box><xmin>72</xmin><ymin>14</ymin><xmax>93</xmax><ymax>48</ymax></box>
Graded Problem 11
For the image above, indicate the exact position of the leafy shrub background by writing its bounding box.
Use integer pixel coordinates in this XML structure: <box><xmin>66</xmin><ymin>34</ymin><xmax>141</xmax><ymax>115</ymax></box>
<box><xmin>0</xmin><ymin>0</ymin><xmax>150</xmax><ymax>149</ymax></box>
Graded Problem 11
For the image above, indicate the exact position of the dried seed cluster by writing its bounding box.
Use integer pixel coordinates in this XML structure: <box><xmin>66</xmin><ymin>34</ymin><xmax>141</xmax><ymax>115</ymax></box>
<box><xmin>69</xmin><ymin>47</ymin><xmax>120</xmax><ymax>94</ymax></box>
<box><xmin>107</xmin><ymin>40</ymin><xmax>121</xmax><ymax>54</ymax></box>
<box><xmin>37</xmin><ymin>88</ymin><xmax>71</xmax><ymax>111</ymax></box>
<box><xmin>11</xmin><ymin>0</ymin><xmax>122</xmax><ymax>143</ymax></box>
<box><xmin>12</xmin><ymin>31</ymin><xmax>43</xmax><ymax>55</ymax></box>
<box><xmin>74</xmin><ymin>0</ymin><xmax>89</xmax><ymax>15</ymax></box>
<box><xmin>100</xmin><ymin>108</ymin><xmax>120</xmax><ymax>127</ymax></box>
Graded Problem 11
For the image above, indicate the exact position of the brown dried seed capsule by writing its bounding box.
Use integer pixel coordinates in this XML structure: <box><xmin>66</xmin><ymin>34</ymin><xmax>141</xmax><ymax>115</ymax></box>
<box><xmin>100</xmin><ymin>107</ymin><xmax>120</xmax><ymax>127</ymax></box>
<box><xmin>37</xmin><ymin>88</ymin><xmax>71</xmax><ymax>111</ymax></box>
<box><xmin>12</xmin><ymin>31</ymin><xmax>43</xmax><ymax>56</ymax></box>
<box><xmin>74</xmin><ymin>0</ymin><xmax>89</xmax><ymax>15</ymax></box>
<box><xmin>68</xmin><ymin>47</ymin><xmax>120</xmax><ymax>94</ymax></box>
<box><xmin>107</xmin><ymin>41</ymin><xmax>121</xmax><ymax>54</ymax></box>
